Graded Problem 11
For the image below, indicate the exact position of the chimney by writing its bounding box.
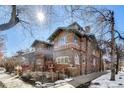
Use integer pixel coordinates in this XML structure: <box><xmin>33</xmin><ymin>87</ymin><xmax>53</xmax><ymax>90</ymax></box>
<box><xmin>85</xmin><ymin>26</ymin><xmax>91</xmax><ymax>33</ymax></box>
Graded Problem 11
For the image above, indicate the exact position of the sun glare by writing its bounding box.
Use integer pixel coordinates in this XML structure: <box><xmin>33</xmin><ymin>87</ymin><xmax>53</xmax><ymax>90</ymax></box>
<box><xmin>37</xmin><ymin>12</ymin><xmax>45</xmax><ymax>22</ymax></box>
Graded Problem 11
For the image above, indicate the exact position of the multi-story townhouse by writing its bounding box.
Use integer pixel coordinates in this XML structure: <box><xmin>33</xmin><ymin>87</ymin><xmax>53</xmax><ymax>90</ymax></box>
<box><xmin>48</xmin><ymin>22</ymin><xmax>104</xmax><ymax>76</ymax></box>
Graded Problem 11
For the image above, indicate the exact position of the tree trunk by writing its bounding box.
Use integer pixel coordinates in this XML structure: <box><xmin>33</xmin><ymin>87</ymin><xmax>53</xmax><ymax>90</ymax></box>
<box><xmin>110</xmin><ymin>11</ymin><xmax>116</xmax><ymax>81</ymax></box>
<box><xmin>99</xmin><ymin>50</ymin><xmax>104</xmax><ymax>72</ymax></box>
<box><xmin>116</xmin><ymin>55</ymin><xmax>119</xmax><ymax>74</ymax></box>
<box><xmin>116</xmin><ymin>48</ymin><xmax>120</xmax><ymax>74</ymax></box>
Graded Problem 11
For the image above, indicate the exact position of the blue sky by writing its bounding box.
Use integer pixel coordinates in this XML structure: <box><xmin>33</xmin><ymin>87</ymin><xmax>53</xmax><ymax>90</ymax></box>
<box><xmin>0</xmin><ymin>5</ymin><xmax>124</xmax><ymax>57</ymax></box>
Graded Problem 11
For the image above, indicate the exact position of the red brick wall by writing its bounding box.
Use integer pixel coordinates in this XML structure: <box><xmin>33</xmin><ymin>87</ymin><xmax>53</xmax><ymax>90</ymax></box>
<box><xmin>52</xmin><ymin>30</ymin><xmax>103</xmax><ymax>76</ymax></box>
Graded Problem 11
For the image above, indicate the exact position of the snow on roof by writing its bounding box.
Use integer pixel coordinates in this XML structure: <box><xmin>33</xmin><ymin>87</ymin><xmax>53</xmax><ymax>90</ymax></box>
<box><xmin>31</xmin><ymin>39</ymin><xmax>53</xmax><ymax>47</ymax></box>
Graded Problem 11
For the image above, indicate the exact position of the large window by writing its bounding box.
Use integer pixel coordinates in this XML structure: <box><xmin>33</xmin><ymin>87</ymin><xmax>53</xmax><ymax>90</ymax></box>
<box><xmin>93</xmin><ymin>58</ymin><xmax>96</xmax><ymax>66</ymax></box>
<box><xmin>73</xmin><ymin>35</ymin><xmax>78</xmax><ymax>45</ymax></box>
<box><xmin>56</xmin><ymin>56</ymin><xmax>70</xmax><ymax>64</ymax></box>
<box><xmin>74</xmin><ymin>54</ymin><xmax>79</xmax><ymax>65</ymax></box>
<box><xmin>58</xmin><ymin>35</ymin><xmax>67</xmax><ymax>46</ymax></box>
<box><xmin>93</xmin><ymin>50</ymin><xmax>96</xmax><ymax>55</ymax></box>
<box><xmin>36</xmin><ymin>59</ymin><xmax>42</xmax><ymax>65</ymax></box>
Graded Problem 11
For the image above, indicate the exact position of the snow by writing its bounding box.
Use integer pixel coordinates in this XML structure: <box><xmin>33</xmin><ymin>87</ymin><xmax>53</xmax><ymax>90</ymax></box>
<box><xmin>3</xmin><ymin>66</ymin><xmax>124</xmax><ymax>88</ymax></box>
<box><xmin>49</xmin><ymin>78</ymin><xmax>74</xmax><ymax>88</ymax></box>
<box><xmin>0</xmin><ymin>67</ymin><xmax>74</xmax><ymax>88</ymax></box>
<box><xmin>0</xmin><ymin>72</ymin><xmax>34</xmax><ymax>88</ymax></box>
<box><xmin>0</xmin><ymin>67</ymin><xmax>6</xmax><ymax>74</ymax></box>
<box><xmin>48</xmin><ymin>82</ymin><xmax>75</xmax><ymax>88</ymax></box>
<box><xmin>89</xmin><ymin>71</ymin><xmax>124</xmax><ymax>88</ymax></box>
<box><xmin>54</xmin><ymin>78</ymin><xmax>73</xmax><ymax>84</ymax></box>
<box><xmin>35</xmin><ymin>78</ymin><xmax>74</xmax><ymax>88</ymax></box>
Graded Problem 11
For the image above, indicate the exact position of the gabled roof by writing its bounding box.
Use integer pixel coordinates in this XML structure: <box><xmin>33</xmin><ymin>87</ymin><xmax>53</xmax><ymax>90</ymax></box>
<box><xmin>31</xmin><ymin>40</ymin><xmax>53</xmax><ymax>47</ymax></box>
<box><xmin>48</xmin><ymin>22</ymin><xmax>85</xmax><ymax>42</ymax></box>
<box><xmin>47</xmin><ymin>22</ymin><xmax>102</xmax><ymax>51</ymax></box>
<box><xmin>68</xmin><ymin>22</ymin><xmax>84</xmax><ymax>31</ymax></box>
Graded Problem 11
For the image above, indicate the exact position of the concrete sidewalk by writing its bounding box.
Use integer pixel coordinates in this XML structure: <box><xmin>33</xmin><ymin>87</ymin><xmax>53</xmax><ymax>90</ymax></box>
<box><xmin>68</xmin><ymin>71</ymin><xmax>108</xmax><ymax>87</ymax></box>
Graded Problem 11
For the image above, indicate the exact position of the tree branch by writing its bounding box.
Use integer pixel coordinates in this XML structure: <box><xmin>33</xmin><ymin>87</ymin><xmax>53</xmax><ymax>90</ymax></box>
<box><xmin>0</xmin><ymin>5</ymin><xmax>19</xmax><ymax>31</ymax></box>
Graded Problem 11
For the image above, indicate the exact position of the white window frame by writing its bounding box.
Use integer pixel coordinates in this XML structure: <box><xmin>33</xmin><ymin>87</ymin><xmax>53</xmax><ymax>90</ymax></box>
<box><xmin>56</xmin><ymin>56</ymin><xmax>69</xmax><ymax>64</ymax></box>
<box><xmin>74</xmin><ymin>54</ymin><xmax>80</xmax><ymax>65</ymax></box>
<box><xmin>93</xmin><ymin>58</ymin><xmax>96</xmax><ymax>66</ymax></box>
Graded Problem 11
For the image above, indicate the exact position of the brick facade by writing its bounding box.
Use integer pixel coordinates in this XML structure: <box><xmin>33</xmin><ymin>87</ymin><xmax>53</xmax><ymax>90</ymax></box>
<box><xmin>48</xmin><ymin>22</ymin><xmax>104</xmax><ymax>77</ymax></box>
<box><xmin>14</xmin><ymin>22</ymin><xmax>104</xmax><ymax>78</ymax></box>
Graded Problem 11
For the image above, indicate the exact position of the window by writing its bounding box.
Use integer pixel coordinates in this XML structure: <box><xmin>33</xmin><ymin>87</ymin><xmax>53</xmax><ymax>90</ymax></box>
<box><xmin>93</xmin><ymin>50</ymin><xmax>95</xmax><ymax>55</ymax></box>
<box><xmin>93</xmin><ymin>58</ymin><xmax>96</xmax><ymax>66</ymax></box>
<box><xmin>65</xmin><ymin>57</ymin><xmax>68</xmax><ymax>64</ymax></box>
<box><xmin>56</xmin><ymin>56</ymin><xmax>69</xmax><ymax>64</ymax></box>
<box><xmin>66</xmin><ymin>32</ymin><xmax>70</xmax><ymax>43</ymax></box>
<box><xmin>61</xmin><ymin>58</ymin><xmax>64</xmax><ymax>63</ymax></box>
<box><xmin>36</xmin><ymin>59</ymin><xmax>42</xmax><ymax>65</ymax></box>
<box><xmin>58</xmin><ymin>35</ymin><xmax>67</xmax><ymax>46</ymax></box>
<box><xmin>74</xmin><ymin>54</ymin><xmax>79</xmax><ymax>65</ymax></box>
<box><xmin>58</xmin><ymin>58</ymin><xmax>61</xmax><ymax>64</ymax></box>
<box><xmin>73</xmin><ymin>35</ymin><xmax>78</xmax><ymax>44</ymax></box>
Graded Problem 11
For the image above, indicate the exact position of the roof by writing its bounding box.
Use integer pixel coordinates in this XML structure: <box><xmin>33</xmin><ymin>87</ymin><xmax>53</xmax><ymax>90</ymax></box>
<box><xmin>68</xmin><ymin>22</ymin><xmax>84</xmax><ymax>31</ymax></box>
<box><xmin>83</xmin><ymin>33</ymin><xmax>97</xmax><ymax>40</ymax></box>
<box><xmin>47</xmin><ymin>22</ymin><xmax>102</xmax><ymax>51</ymax></box>
<box><xmin>83</xmin><ymin>33</ymin><xmax>102</xmax><ymax>51</ymax></box>
<box><xmin>48</xmin><ymin>22</ymin><xmax>85</xmax><ymax>42</ymax></box>
<box><xmin>31</xmin><ymin>40</ymin><xmax>53</xmax><ymax>47</ymax></box>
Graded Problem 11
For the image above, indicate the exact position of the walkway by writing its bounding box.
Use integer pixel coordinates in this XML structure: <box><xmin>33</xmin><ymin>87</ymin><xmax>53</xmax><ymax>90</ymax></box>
<box><xmin>68</xmin><ymin>71</ymin><xmax>108</xmax><ymax>87</ymax></box>
<box><xmin>0</xmin><ymin>72</ymin><xmax>34</xmax><ymax>88</ymax></box>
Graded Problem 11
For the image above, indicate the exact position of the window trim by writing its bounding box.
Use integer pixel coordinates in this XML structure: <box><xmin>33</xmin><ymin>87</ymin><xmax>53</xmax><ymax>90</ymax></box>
<box><xmin>56</xmin><ymin>56</ymin><xmax>70</xmax><ymax>64</ymax></box>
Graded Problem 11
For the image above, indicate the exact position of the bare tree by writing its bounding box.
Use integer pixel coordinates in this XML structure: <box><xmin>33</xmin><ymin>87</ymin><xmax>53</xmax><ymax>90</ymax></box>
<box><xmin>60</xmin><ymin>6</ymin><xmax>123</xmax><ymax>80</ymax></box>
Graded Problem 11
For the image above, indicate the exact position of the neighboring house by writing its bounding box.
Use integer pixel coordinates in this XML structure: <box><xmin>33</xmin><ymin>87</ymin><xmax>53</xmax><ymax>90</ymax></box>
<box><xmin>48</xmin><ymin>22</ymin><xmax>104</xmax><ymax>76</ymax></box>
<box><xmin>13</xmin><ymin>50</ymin><xmax>35</xmax><ymax>72</ymax></box>
<box><xmin>31</xmin><ymin>40</ymin><xmax>54</xmax><ymax>72</ymax></box>
<box><xmin>13</xmin><ymin>40</ymin><xmax>54</xmax><ymax>72</ymax></box>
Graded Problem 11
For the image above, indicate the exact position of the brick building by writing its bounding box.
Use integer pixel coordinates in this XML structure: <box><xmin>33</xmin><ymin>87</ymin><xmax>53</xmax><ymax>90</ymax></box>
<box><xmin>14</xmin><ymin>40</ymin><xmax>53</xmax><ymax>72</ymax></box>
<box><xmin>48</xmin><ymin>22</ymin><xmax>104</xmax><ymax>76</ymax></box>
<box><xmin>12</xmin><ymin>22</ymin><xmax>104</xmax><ymax>78</ymax></box>
<box><xmin>31</xmin><ymin>40</ymin><xmax>54</xmax><ymax>72</ymax></box>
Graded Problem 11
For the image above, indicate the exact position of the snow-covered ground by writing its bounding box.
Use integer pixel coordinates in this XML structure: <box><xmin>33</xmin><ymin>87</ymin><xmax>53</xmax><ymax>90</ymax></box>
<box><xmin>49</xmin><ymin>82</ymin><xmax>75</xmax><ymax>88</ymax></box>
<box><xmin>35</xmin><ymin>78</ymin><xmax>74</xmax><ymax>88</ymax></box>
<box><xmin>48</xmin><ymin>78</ymin><xmax>74</xmax><ymax>88</ymax></box>
<box><xmin>2</xmin><ymin>66</ymin><xmax>124</xmax><ymax>88</ymax></box>
<box><xmin>0</xmin><ymin>70</ymin><xmax>34</xmax><ymax>88</ymax></box>
<box><xmin>89</xmin><ymin>71</ymin><xmax>124</xmax><ymax>88</ymax></box>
